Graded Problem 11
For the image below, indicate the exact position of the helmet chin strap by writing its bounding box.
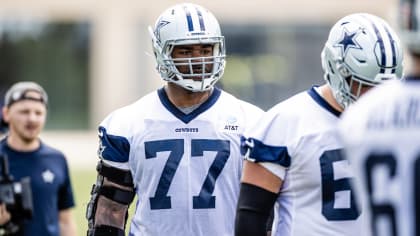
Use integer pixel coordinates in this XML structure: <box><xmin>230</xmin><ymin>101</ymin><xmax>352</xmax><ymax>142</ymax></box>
<box><xmin>174</xmin><ymin>78</ymin><xmax>213</xmax><ymax>92</ymax></box>
<box><xmin>337</xmin><ymin>94</ymin><xmax>351</xmax><ymax>109</ymax></box>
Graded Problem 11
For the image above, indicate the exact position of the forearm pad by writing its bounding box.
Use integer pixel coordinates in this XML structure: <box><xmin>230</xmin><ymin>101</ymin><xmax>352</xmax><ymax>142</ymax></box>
<box><xmin>86</xmin><ymin>161</ymin><xmax>135</xmax><ymax>236</ymax></box>
<box><xmin>235</xmin><ymin>183</ymin><xmax>278</xmax><ymax>236</ymax></box>
<box><xmin>88</xmin><ymin>225</ymin><xmax>125</xmax><ymax>236</ymax></box>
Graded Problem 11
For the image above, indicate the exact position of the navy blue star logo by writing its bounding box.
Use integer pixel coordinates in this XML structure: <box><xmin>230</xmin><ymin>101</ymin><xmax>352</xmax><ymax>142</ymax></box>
<box><xmin>334</xmin><ymin>29</ymin><xmax>362</xmax><ymax>56</ymax></box>
<box><xmin>154</xmin><ymin>20</ymin><xmax>170</xmax><ymax>42</ymax></box>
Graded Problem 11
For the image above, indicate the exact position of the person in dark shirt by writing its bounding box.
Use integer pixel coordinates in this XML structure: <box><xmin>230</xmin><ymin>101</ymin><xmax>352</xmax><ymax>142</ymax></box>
<box><xmin>0</xmin><ymin>81</ymin><xmax>76</xmax><ymax>236</ymax></box>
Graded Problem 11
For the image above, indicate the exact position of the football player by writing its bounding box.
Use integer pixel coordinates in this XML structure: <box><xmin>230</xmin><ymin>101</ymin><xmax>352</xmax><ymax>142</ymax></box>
<box><xmin>338</xmin><ymin>1</ymin><xmax>420</xmax><ymax>235</ymax></box>
<box><xmin>85</xmin><ymin>3</ymin><xmax>263</xmax><ymax>236</ymax></box>
<box><xmin>235</xmin><ymin>13</ymin><xmax>403</xmax><ymax>236</ymax></box>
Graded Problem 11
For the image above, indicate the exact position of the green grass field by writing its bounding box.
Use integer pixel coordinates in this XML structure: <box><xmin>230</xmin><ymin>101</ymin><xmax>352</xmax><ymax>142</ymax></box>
<box><xmin>70</xmin><ymin>169</ymin><xmax>136</xmax><ymax>235</ymax></box>
<box><xmin>70</xmin><ymin>169</ymin><xmax>96</xmax><ymax>235</ymax></box>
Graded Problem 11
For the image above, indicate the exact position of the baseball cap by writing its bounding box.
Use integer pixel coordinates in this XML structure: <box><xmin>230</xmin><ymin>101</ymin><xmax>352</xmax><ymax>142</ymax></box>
<box><xmin>4</xmin><ymin>81</ymin><xmax>48</xmax><ymax>107</ymax></box>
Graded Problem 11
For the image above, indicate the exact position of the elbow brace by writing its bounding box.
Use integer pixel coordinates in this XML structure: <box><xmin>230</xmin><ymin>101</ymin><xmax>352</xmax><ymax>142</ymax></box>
<box><xmin>235</xmin><ymin>183</ymin><xmax>278</xmax><ymax>236</ymax></box>
<box><xmin>86</xmin><ymin>161</ymin><xmax>135</xmax><ymax>236</ymax></box>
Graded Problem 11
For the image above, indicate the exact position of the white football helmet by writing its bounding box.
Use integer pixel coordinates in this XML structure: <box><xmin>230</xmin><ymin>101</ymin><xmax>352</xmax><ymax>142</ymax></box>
<box><xmin>149</xmin><ymin>3</ymin><xmax>226</xmax><ymax>92</ymax></box>
<box><xmin>399</xmin><ymin>0</ymin><xmax>420</xmax><ymax>54</ymax></box>
<box><xmin>321</xmin><ymin>13</ymin><xmax>403</xmax><ymax>108</ymax></box>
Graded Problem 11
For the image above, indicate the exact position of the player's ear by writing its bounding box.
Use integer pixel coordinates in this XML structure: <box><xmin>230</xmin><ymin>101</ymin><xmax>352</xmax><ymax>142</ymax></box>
<box><xmin>2</xmin><ymin>106</ymin><xmax>10</xmax><ymax>123</ymax></box>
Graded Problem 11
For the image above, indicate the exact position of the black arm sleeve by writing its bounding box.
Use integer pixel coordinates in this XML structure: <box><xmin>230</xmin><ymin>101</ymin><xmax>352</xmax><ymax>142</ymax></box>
<box><xmin>235</xmin><ymin>183</ymin><xmax>278</xmax><ymax>236</ymax></box>
<box><xmin>266</xmin><ymin>207</ymin><xmax>274</xmax><ymax>232</ymax></box>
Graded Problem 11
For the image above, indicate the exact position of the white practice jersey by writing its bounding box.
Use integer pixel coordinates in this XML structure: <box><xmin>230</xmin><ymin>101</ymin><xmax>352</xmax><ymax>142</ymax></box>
<box><xmin>339</xmin><ymin>80</ymin><xmax>420</xmax><ymax>236</ymax></box>
<box><xmin>243</xmin><ymin>87</ymin><xmax>362</xmax><ymax>236</ymax></box>
<box><xmin>97</xmin><ymin>87</ymin><xmax>263</xmax><ymax>236</ymax></box>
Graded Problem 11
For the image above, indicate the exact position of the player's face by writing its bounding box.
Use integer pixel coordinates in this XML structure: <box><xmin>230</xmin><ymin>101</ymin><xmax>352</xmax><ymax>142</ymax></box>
<box><xmin>3</xmin><ymin>92</ymin><xmax>46</xmax><ymax>143</ymax></box>
<box><xmin>171</xmin><ymin>44</ymin><xmax>214</xmax><ymax>81</ymax></box>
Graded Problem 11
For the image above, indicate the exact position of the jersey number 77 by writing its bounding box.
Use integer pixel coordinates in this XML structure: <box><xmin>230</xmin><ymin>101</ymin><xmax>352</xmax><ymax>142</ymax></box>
<box><xmin>145</xmin><ymin>139</ymin><xmax>230</xmax><ymax>210</ymax></box>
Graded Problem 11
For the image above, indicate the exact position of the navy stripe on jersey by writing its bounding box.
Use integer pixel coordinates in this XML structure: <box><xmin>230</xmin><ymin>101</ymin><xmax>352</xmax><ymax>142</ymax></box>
<box><xmin>98</xmin><ymin>126</ymin><xmax>130</xmax><ymax>162</ymax></box>
<box><xmin>158</xmin><ymin>87</ymin><xmax>221</xmax><ymax>124</ymax></box>
<box><xmin>384</xmin><ymin>26</ymin><xmax>397</xmax><ymax>73</ymax></box>
<box><xmin>184</xmin><ymin>7</ymin><xmax>194</xmax><ymax>31</ymax></box>
<box><xmin>241</xmin><ymin>136</ymin><xmax>291</xmax><ymax>167</ymax></box>
<box><xmin>196</xmin><ymin>7</ymin><xmax>205</xmax><ymax>31</ymax></box>
<box><xmin>308</xmin><ymin>87</ymin><xmax>341</xmax><ymax>117</ymax></box>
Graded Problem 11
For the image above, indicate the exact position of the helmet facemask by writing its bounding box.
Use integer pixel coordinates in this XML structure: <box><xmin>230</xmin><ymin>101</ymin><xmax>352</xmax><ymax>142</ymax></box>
<box><xmin>160</xmin><ymin>39</ymin><xmax>225</xmax><ymax>92</ymax></box>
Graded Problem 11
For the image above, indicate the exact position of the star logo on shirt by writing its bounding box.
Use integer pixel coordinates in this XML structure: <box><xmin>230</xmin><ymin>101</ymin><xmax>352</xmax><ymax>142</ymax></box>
<box><xmin>334</xmin><ymin>28</ymin><xmax>362</xmax><ymax>56</ymax></box>
<box><xmin>42</xmin><ymin>169</ymin><xmax>55</xmax><ymax>183</ymax></box>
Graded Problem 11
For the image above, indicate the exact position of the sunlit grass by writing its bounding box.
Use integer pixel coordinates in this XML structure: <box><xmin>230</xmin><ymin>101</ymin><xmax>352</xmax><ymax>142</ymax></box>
<box><xmin>70</xmin><ymin>169</ymin><xmax>96</xmax><ymax>235</ymax></box>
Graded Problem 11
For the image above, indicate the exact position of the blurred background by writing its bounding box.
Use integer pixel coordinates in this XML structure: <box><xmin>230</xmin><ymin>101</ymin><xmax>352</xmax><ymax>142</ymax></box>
<box><xmin>0</xmin><ymin>0</ymin><xmax>400</xmax><ymax>234</ymax></box>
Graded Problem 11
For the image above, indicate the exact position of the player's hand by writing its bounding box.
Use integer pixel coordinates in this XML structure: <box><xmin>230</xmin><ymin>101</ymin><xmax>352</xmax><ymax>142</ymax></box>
<box><xmin>0</xmin><ymin>203</ymin><xmax>11</xmax><ymax>225</ymax></box>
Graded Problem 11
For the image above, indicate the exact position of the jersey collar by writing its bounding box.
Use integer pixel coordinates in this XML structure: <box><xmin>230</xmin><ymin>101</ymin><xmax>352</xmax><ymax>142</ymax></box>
<box><xmin>157</xmin><ymin>87</ymin><xmax>221</xmax><ymax>124</ymax></box>
<box><xmin>307</xmin><ymin>86</ymin><xmax>341</xmax><ymax>118</ymax></box>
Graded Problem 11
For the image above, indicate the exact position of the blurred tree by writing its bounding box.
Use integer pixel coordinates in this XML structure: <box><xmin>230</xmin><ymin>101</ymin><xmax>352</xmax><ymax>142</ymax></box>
<box><xmin>0</xmin><ymin>21</ymin><xmax>90</xmax><ymax>129</ymax></box>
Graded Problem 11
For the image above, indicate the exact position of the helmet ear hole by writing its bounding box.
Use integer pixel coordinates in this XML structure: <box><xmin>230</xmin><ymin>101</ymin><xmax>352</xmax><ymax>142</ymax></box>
<box><xmin>336</xmin><ymin>63</ymin><xmax>351</xmax><ymax>78</ymax></box>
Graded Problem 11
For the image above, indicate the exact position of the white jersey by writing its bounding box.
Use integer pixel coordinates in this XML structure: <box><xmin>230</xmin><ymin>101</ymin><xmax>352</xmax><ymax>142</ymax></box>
<box><xmin>243</xmin><ymin>87</ymin><xmax>362</xmax><ymax>236</ymax></box>
<box><xmin>339</xmin><ymin>80</ymin><xmax>420</xmax><ymax>236</ymax></box>
<box><xmin>98</xmin><ymin>87</ymin><xmax>263</xmax><ymax>236</ymax></box>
